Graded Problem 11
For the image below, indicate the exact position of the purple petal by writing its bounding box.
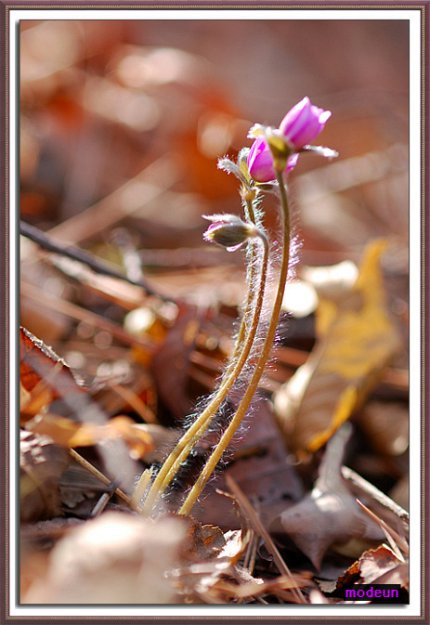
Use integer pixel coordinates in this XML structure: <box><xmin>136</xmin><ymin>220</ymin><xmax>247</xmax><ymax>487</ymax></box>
<box><xmin>280</xmin><ymin>97</ymin><xmax>331</xmax><ymax>149</ymax></box>
<box><xmin>247</xmin><ymin>138</ymin><xmax>300</xmax><ymax>182</ymax></box>
<box><xmin>247</xmin><ymin>137</ymin><xmax>276</xmax><ymax>183</ymax></box>
<box><xmin>286</xmin><ymin>153</ymin><xmax>299</xmax><ymax>172</ymax></box>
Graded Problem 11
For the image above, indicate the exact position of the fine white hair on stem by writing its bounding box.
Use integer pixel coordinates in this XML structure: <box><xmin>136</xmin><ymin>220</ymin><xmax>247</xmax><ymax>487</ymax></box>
<box><xmin>171</xmin><ymin>187</ymin><xmax>299</xmax><ymax>491</ymax></box>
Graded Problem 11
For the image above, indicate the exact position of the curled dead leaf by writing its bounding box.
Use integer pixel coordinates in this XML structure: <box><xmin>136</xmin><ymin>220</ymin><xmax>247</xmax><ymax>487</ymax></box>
<box><xmin>171</xmin><ymin>521</ymin><xmax>250</xmax><ymax>602</ymax></box>
<box><xmin>336</xmin><ymin>543</ymin><xmax>408</xmax><ymax>590</ymax></box>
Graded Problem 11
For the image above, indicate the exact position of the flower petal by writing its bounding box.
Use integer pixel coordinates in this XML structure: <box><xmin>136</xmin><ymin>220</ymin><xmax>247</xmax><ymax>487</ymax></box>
<box><xmin>247</xmin><ymin>137</ymin><xmax>277</xmax><ymax>183</ymax></box>
<box><xmin>280</xmin><ymin>97</ymin><xmax>331</xmax><ymax>149</ymax></box>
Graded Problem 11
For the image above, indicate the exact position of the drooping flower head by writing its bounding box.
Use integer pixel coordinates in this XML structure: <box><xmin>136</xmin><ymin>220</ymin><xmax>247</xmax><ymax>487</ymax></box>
<box><xmin>203</xmin><ymin>214</ymin><xmax>261</xmax><ymax>252</ymax></box>
<box><xmin>247</xmin><ymin>97</ymin><xmax>333</xmax><ymax>183</ymax></box>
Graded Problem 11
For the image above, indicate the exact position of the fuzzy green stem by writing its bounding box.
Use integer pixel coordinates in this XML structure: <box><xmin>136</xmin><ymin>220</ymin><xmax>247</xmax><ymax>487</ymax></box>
<box><xmin>140</xmin><ymin>215</ymin><xmax>267</xmax><ymax>513</ymax></box>
<box><xmin>179</xmin><ymin>172</ymin><xmax>290</xmax><ymax>515</ymax></box>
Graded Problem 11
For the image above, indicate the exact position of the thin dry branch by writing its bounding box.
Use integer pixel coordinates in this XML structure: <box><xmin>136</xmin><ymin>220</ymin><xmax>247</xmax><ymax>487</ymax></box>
<box><xmin>225</xmin><ymin>474</ymin><xmax>307</xmax><ymax>604</ymax></box>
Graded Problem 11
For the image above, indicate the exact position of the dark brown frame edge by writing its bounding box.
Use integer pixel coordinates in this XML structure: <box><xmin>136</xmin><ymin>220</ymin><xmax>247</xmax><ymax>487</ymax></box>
<box><xmin>1</xmin><ymin>0</ymin><xmax>10</xmax><ymax>624</ymax></box>
<box><xmin>1</xmin><ymin>1</ymin><xmax>428</xmax><ymax>623</ymax></box>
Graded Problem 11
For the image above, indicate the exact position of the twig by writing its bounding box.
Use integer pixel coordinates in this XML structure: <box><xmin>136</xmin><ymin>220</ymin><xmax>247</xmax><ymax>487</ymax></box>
<box><xmin>48</xmin><ymin>156</ymin><xmax>179</xmax><ymax>243</ymax></box>
<box><xmin>68</xmin><ymin>449</ymin><xmax>136</xmax><ymax>510</ymax></box>
<box><xmin>225</xmin><ymin>475</ymin><xmax>307</xmax><ymax>604</ymax></box>
<box><xmin>20</xmin><ymin>220</ymin><xmax>170</xmax><ymax>301</ymax></box>
<box><xmin>21</xmin><ymin>280</ymin><xmax>154</xmax><ymax>350</ymax></box>
<box><xmin>90</xmin><ymin>490</ymin><xmax>115</xmax><ymax>517</ymax></box>
<box><xmin>243</xmin><ymin>530</ymin><xmax>258</xmax><ymax>575</ymax></box>
<box><xmin>342</xmin><ymin>465</ymin><xmax>409</xmax><ymax>524</ymax></box>
<box><xmin>356</xmin><ymin>499</ymin><xmax>409</xmax><ymax>558</ymax></box>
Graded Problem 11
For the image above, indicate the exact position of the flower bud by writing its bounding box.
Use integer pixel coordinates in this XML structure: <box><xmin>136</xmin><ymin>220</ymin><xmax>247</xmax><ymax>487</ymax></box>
<box><xmin>202</xmin><ymin>214</ymin><xmax>260</xmax><ymax>252</ymax></box>
<box><xmin>279</xmin><ymin>96</ymin><xmax>331</xmax><ymax>150</ymax></box>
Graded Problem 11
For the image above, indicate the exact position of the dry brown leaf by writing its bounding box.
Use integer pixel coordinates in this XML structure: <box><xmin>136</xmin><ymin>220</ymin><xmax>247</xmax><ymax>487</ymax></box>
<box><xmin>193</xmin><ymin>395</ymin><xmax>304</xmax><ymax>530</ymax></box>
<box><xmin>185</xmin><ymin>521</ymin><xmax>227</xmax><ymax>562</ymax></box>
<box><xmin>275</xmin><ymin>425</ymin><xmax>383</xmax><ymax>570</ymax></box>
<box><xmin>20</xmin><ymin>326</ymin><xmax>82</xmax><ymax>392</ymax></box>
<box><xmin>197</xmin><ymin>571</ymin><xmax>313</xmax><ymax>604</ymax></box>
<box><xmin>336</xmin><ymin>543</ymin><xmax>407</xmax><ymax>589</ymax></box>
<box><xmin>171</xmin><ymin>523</ymin><xmax>250</xmax><ymax>603</ymax></box>
<box><xmin>275</xmin><ymin>240</ymin><xmax>401</xmax><ymax>453</ymax></box>
<box><xmin>20</xmin><ymin>430</ymin><xmax>69</xmax><ymax>522</ymax></box>
<box><xmin>20</xmin><ymin>385</ymin><xmax>53</xmax><ymax>422</ymax></box>
<box><xmin>20</xmin><ymin>326</ymin><xmax>85</xmax><ymax>417</ymax></box>
<box><xmin>151</xmin><ymin>304</ymin><xmax>201</xmax><ymax>420</ymax></box>
<box><xmin>301</xmin><ymin>259</ymin><xmax>359</xmax><ymax>334</ymax></box>
<box><xmin>27</xmin><ymin>413</ymin><xmax>155</xmax><ymax>460</ymax></box>
<box><xmin>22</xmin><ymin>512</ymin><xmax>188</xmax><ymax>604</ymax></box>
<box><xmin>341</xmin><ymin>466</ymin><xmax>409</xmax><ymax>544</ymax></box>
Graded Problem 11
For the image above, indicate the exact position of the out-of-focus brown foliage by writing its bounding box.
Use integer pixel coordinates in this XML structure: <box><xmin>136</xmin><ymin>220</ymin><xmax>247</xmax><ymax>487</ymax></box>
<box><xmin>19</xmin><ymin>19</ymin><xmax>409</xmax><ymax>606</ymax></box>
<box><xmin>20</xmin><ymin>430</ymin><xmax>69</xmax><ymax>523</ymax></box>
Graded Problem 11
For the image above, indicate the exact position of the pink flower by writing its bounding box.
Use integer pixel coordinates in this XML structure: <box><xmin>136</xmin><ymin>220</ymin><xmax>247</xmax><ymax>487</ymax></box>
<box><xmin>247</xmin><ymin>137</ymin><xmax>299</xmax><ymax>183</ymax></box>
<box><xmin>247</xmin><ymin>97</ymin><xmax>331</xmax><ymax>182</ymax></box>
<box><xmin>280</xmin><ymin>97</ymin><xmax>331</xmax><ymax>149</ymax></box>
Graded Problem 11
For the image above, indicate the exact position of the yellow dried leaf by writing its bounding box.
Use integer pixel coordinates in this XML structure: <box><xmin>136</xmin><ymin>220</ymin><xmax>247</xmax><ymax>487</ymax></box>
<box><xmin>308</xmin><ymin>386</ymin><xmax>357</xmax><ymax>452</ymax></box>
<box><xmin>275</xmin><ymin>240</ymin><xmax>401</xmax><ymax>453</ymax></box>
<box><xmin>27</xmin><ymin>414</ymin><xmax>154</xmax><ymax>459</ymax></box>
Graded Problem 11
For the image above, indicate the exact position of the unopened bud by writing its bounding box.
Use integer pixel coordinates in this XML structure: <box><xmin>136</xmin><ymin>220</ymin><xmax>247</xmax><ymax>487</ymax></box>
<box><xmin>203</xmin><ymin>214</ymin><xmax>260</xmax><ymax>252</ymax></box>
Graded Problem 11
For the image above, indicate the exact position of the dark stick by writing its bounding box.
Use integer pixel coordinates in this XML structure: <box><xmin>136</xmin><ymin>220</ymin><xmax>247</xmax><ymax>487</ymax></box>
<box><xmin>20</xmin><ymin>220</ymin><xmax>171</xmax><ymax>301</ymax></box>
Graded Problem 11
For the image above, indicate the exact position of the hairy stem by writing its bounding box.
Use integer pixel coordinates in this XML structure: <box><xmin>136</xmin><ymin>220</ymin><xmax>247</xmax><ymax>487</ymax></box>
<box><xmin>225</xmin><ymin>201</ymin><xmax>258</xmax><ymax>373</ymax></box>
<box><xmin>140</xmin><ymin>204</ymin><xmax>267</xmax><ymax>513</ymax></box>
<box><xmin>179</xmin><ymin>172</ymin><xmax>290</xmax><ymax>515</ymax></box>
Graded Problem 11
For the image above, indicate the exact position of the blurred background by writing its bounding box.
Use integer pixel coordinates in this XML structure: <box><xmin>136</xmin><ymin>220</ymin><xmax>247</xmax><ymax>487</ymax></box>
<box><xmin>19</xmin><ymin>18</ymin><xmax>410</xmax><ymax>520</ymax></box>
<box><xmin>20</xmin><ymin>18</ymin><xmax>409</xmax><ymax>253</ymax></box>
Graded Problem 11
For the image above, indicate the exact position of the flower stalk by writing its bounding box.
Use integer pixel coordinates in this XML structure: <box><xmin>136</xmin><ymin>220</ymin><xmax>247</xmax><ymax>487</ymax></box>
<box><xmin>138</xmin><ymin>96</ymin><xmax>336</xmax><ymax>517</ymax></box>
<box><xmin>179</xmin><ymin>170</ymin><xmax>291</xmax><ymax>515</ymax></box>
<box><xmin>140</xmin><ymin>207</ymin><xmax>268</xmax><ymax>513</ymax></box>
